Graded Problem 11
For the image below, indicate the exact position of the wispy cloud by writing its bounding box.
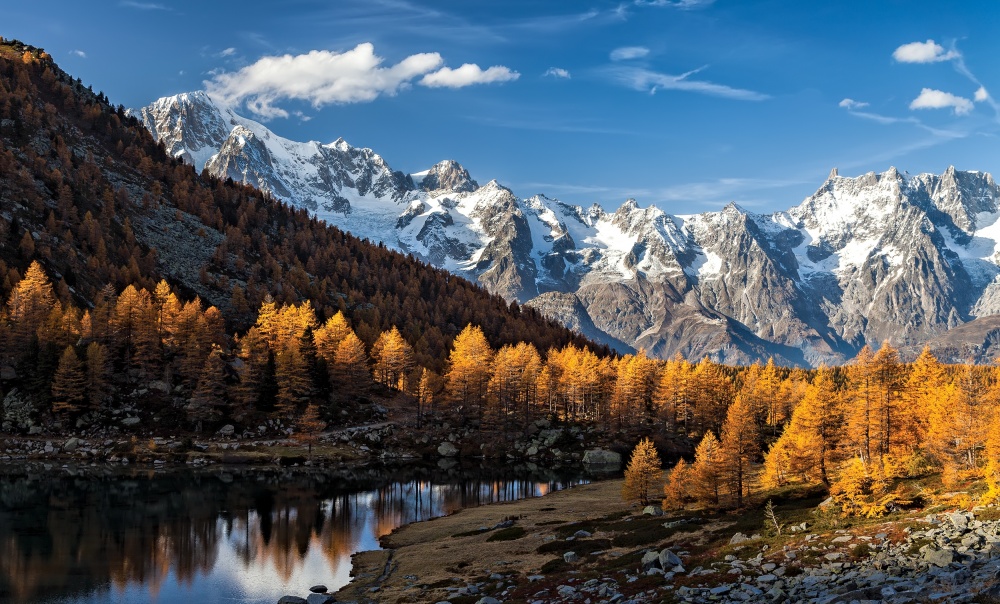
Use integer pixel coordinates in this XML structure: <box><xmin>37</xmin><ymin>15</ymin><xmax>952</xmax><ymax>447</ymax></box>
<box><xmin>892</xmin><ymin>40</ymin><xmax>959</xmax><ymax>64</ymax></box>
<box><xmin>206</xmin><ymin>43</ymin><xmax>517</xmax><ymax>119</ymax></box>
<box><xmin>544</xmin><ymin>67</ymin><xmax>571</xmax><ymax>79</ymax></box>
<box><xmin>610</xmin><ymin>46</ymin><xmax>650</xmax><ymax>61</ymax></box>
<box><xmin>838</xmin><ymin>98</ymin><xmax>868</xmax><ymax>110</ymax></box>
<box><xmin>219</xmin><ymin>47</ymin><xmax>237</xmax><ymax>57</ymax></box>
<box><xmin>69</xmin><ymin>49</ymin><xmax>86</xmax><ymax>59</ymax></box>
<box><xmin>119</xmin><ymin>1</ymin><xmax>170</xmax><ymax>10</ymax></box>
<box><xmin>839</xmin><ymin>102</ymin><xmax>966</xmax><ymax>138</ymax></box>
<box><xmin>607</xmin><ymin>65</ymin><xmax>769</xmax><ymax>101</ymax></box>
<box><xmin>634</xmin><ymin>0</ymin><xmax>715</xmax><ymax>10</ymax></box>
<box><xmin>909</xmin><ymin>88</ymin><xmax>974</xmax><ymax>115</ymax></box>
<box><xmin>520</xmin><ymin>176</ymin><xmax>805</xmax><ymax>208</ymax></box>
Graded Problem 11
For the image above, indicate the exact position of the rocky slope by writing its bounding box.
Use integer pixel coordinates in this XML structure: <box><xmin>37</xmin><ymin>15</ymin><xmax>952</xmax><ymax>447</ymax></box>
<box><xmin>136</xmin><ymin>93</ymin><xmax>1000</xmax><ymax>365</ymax></box>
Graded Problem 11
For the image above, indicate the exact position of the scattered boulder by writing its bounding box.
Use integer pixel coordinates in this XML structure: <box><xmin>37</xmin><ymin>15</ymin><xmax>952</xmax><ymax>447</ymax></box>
<box><xmin>582</xmin><ymin>449</ymin><xmax>621</xmax><ymax>466</ymax></box>
<box><xmin>641</xmin><ymin>550</ymin><xmax>661</xmax><ymax>569</ymax></box>
<box><xmin>564</xmin><ymin>551</ymin><xmax>580</xmax><ymax>563</ymax></box>
<box><xmin>659</xmin><ymin>548</ymin><xmax>682</xmax><ymax>569</ymax></box>
<box><xmin>121</xmin><ymin>417</ymin><xmax>140</xmax><ymax>427</ymax></box>
<box><xmin>924</xmin><ymin>547</ymin><xmax>954</xmax><ymax>567</ymax></box>
<box><xmin>148</xmin><ymin>380</ymin><xmax>170</xmax><ymax>393</ymax></box>
<box><xmin>63</xmin><ymin>437</ymin><xmax>80</xmax><ymax>452</ymax></box>
<box><xmin>277</xmin><ymin>597</ymin><xmax>308</xmax><ymax>604</ymax></box>
<box><xmin>437</xmin><ymin>442</ymin><xmax>458</xmax><ymax>457</ymax></box>
<box><xmin>642</xmin><ymin>505</ymin><xmax>663</xmax><ymax>516</ymax></box>
<box><xmin>218</xmin><ymin>424</ymin><xmax>235</xmax><ymax>436</ymax></box>
<box><xmin>305</xmin><ymin>594</ymin><xmax>333</xmax><ymax>604</ymax></box>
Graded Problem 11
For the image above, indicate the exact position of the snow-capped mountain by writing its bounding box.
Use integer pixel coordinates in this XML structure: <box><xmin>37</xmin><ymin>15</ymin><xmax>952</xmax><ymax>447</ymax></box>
<box><xmin>135</xmin><ymin>92</ymin><xmax>1000</xmax><ymax>365</ymax></box>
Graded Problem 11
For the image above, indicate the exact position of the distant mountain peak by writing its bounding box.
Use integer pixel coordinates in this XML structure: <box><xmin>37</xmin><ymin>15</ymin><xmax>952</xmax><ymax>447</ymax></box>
<box><xmin>133</xmin><ymin>91</ymin><xmax>1000</xmax><ymax>366</ymax></box>
<box><xmin>416</xmin><ymin>160</ymin><xmax>479</xmax><ymax>193</ymax></box>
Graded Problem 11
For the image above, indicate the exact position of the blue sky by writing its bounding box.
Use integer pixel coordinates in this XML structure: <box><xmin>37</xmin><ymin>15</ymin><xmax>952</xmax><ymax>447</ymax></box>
<box><xmin>5</xmin><ymin>0</ymin><xmax>999</xmax><ymax>213</ymax></box>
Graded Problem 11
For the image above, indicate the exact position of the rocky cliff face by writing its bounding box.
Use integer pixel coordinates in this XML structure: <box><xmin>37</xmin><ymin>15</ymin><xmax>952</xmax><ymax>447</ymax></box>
<box><xmin>136</xmin><ymin>92</ymin><xmax>1000</xmax><ymax>365</ymax></box>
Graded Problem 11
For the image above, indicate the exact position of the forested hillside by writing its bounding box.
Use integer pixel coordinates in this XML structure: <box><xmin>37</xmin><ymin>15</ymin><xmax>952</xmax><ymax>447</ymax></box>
<box><xmin>0</xmin><ymin>38</ymin><xmax>615</xmax><ymax>429</ymax></box>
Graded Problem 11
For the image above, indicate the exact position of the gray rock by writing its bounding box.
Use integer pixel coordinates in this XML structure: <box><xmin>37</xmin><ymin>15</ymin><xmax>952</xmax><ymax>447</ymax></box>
<box><xmin>476</xmin><ymin>598</ymin><xmax>501</xmax><ymax>604</ymax></box>
<box><xmin>573</xmin><ymin>530</ymin><xmax>592</xmax><ymax>538</ymax></box>
<box><xmin>582</xmin><ymin>449</ymin><xmax>622</xmax><ymax>466</ymax></box>
<box><xmin>659</xmin><ymin>548</ymin><xmax>682</xmax><ymax>569</ymax></box>
<box><xmin>277</xmin><ymin>597</ymin><xmax>308</xmax><ymax>604</ymax></box>
<box><xmin>305</xmin><ymin>594</ymin><xmax>333</xmax><ymax>604</ymax></box>
<box><xmin>923</xmin><ymin>548</ymin><xmax>955</xmax><ymax>567</ymax></box>
<box><xmin>642</xmin><ymin>505</ymin><xmax>663</xmax><ymax>516</ymax></box>
<box><xmin>121</xmin><ymin>417</ymin><xmax>140</xmax><ymax>427</ymax></box>
<box><xmin>564</xmin><ymin>551</ymin><xmax>579</xmax><ymax>563</ymax></box>
<box><xmin>438</xmin><ymin>442</ymin><xmax>458</xmax><ymax>457</ymax></box>
<box><xmin>149</xmin><ymin>380</ymin><xmax>170</xmax><ymax>393</ymax></box>
<box><xmin>730</xmin><ymin>532</ymin><xmax>753</xmax><ymax>545</ymax></box>
<box><xmin>641</xmin><ymin>550</ymin><xmax>661</xmax><ymax>569</ymax></box>
<box><xmin>63</xmin><ymin>437</ymin><xmax>80</xmax><ymax>452</ymax></box>
<box><xmin>218</xmin><ymin>424</ymin><xmax>235</xmax><ymax>436</ymax></box>
<box><xmin>309</xmin><ymin>585</ymin><xmax>328</xmax><ymax>593</ymax></box>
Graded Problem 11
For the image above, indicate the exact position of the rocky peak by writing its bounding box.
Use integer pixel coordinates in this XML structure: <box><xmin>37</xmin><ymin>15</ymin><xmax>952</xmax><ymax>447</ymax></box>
<box><xmin>132</xmin><ymin>90</ymin><xmax>232</xmax><ymax>170</ymax></box>
<box><xmin>417</xmin><ymin>160</ymin><xmax>479</xmax><ymax>193</ymax></box>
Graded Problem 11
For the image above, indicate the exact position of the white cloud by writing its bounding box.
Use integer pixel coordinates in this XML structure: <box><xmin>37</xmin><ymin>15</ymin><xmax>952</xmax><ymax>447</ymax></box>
<box><xmin>909</xmin><ymin>88</ymin><xmax>974</xmax><ymax>115</ymax></box>
<box><xmin>419</xmin><ymin>63</ymin><xmax>519</xmax><ymax>88</ymax></box>
<box><xmin>838</xmin><ymin>98</ymin><xmax>868</xmax><ymax>110</ymax></box>
<box><xmin>975</xmin><ymin>86</ymin><xmax>990</xmax><ymax>102</ymax></box>
<box><xmin>893</xmin><ymin>40</ymin><xmax>959</xmax><ymax>63</ymax></box>
<box><xmin>544</xmin><ymin>67</ymin><xmax>571</xmax><ymax>79</ymax></box>
<box><xmin>205</xmin><ymin>43</ymin><xmax>516</xmax><ymax>119</ymax></box>
<box><xmin>609</xmin><ymin>65</ymin><xmax>769</xmax><ymax>101</ymax></box>
<box><xmin>69</xmin><ymin>49</ymin><xmax>86</xmax><ymax>59</ymax></box>
<box><xmin>220</xmin><ymin>47</ymin><xmax>237</xmax><ymax>57</ymax></box>
<box><xmin>610</xmin><ymin>46</ymin><xmax>650</xmax><ymax>61</ymax></box>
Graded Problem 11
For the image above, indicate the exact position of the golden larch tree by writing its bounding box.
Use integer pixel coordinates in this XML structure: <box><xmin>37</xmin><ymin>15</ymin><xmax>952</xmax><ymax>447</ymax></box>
<box><xmin>691</xmin><ymin>430</ymin><xmax>723</xmax><ymax>506</ymax></box>
<box><xmin>622</xmin><ymin>437</ymin><xmax>663</xmax><ymax>506</ymax></box>
<box><xmin>719</xmin><ymin>392</ymin><xmax>760</xmax><ymax>509</ymax></box>
<box><xmin>371</xmin><ymin>326</ymin><xmax>414</xmax><ymax>390</ymax></box>
<box><xmin>445</xmin><ymin>324</ymin><xmax>493</xmax><ymax>419</ymax></box>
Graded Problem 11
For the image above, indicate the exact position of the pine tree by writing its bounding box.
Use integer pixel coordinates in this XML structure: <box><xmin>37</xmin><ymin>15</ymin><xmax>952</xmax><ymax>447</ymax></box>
<box><xmin>371</xmin><ymin>326</ymin><xmax>414</xmax><ymax>390</ymax></box>
<box><xmin>622</xmin><ymin>437</ymin><xmax>663</xmax><ymax>506</ymax></box>
<box><xmin>275</xmin><ymin>342</ymin><xmax>312</xmax><ymax>418</ymax></box>
<box><xmin>294</xmin><ymin>403</ymin><xmax>326</xmax><ymax>459</ymax></box>
<box><xmin>51</xmin><ymin>346</ymin><xmax>85</xmax><ymax>417</ymax></box>
<box><xmin>691</xmin><ymin>431</ymin><xmax>723</xmax><ymax>506</ymax></box>
<box><xmin>314</xmin><ymin>311</ymin><xmax>353</xmax><ymax>365</ymax></box>
<box><xmin>84</xmin><ymin>342</ymin><xmax>109</xmax><ymax>410</ymax></box>
<box><xmin>719</xmin><ymin>393</ymin><xmax>760</xmax><ymax>509</ymax></box>
<box><xmin>662</xmin><ymin>459</ymin><xmax>693</xmax><ymax>510</ymax></box>
<box><xmin>331</xmin><ymin>331</ymin><xmax>370</xmax><ymax>393</ymax></box>
<box><xmin>187</xmin><ymin>346</ymin><xmax>228</xmax><ymax>429</ymax></box>
<box><xmin>847</xmin><ymin>345</ymin><xmax>877</xmax><ymax>462</ymax></box>
<box><xmin>7</xmin><ymin>261</ymin><xmax>56</xmax><ymax>360</ymax></box>
<box><xmin>898</xmin><ymin>346</ymin><xmax>944</xmax><ymax>458</ymax></box>
<box><xmin>444</xmin><ymin>324</ymin><xmax>494</xmax><ymax>420</ymax></box>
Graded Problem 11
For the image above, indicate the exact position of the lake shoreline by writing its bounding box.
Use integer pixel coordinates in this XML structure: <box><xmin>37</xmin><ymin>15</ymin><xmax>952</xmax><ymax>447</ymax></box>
<box><xmin>331</xmin><ymin>479</ymin><xmax>631</xmax><ymax>604</ymax></box>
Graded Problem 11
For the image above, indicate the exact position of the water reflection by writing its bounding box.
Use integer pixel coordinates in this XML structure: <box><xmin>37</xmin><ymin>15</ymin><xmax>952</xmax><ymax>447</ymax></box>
<box><xmin>0</xmin><ymin>463</ymin><xmax>587</xmax><ymax>604</ymax></box>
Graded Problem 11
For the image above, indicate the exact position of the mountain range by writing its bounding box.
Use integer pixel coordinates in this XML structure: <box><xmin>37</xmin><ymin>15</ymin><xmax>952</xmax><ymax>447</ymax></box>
<box><xmin>135</xmin><ymin>91</ymin><xmax>1000</xmax><ymax>365</ymax></box>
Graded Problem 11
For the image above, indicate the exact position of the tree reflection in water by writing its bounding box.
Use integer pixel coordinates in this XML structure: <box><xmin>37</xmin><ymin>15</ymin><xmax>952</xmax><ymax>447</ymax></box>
<box><xmin>0</xmin><ymin>463</ymin><xmax>585</xmax><ymax>604</ymax></box>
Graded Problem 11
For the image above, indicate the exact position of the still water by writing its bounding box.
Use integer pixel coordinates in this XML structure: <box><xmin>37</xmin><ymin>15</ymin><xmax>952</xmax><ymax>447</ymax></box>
<box><xmin>0</xmin><ymin>462</ymin><xmax>588</xmax><ymax>604</ymax></box>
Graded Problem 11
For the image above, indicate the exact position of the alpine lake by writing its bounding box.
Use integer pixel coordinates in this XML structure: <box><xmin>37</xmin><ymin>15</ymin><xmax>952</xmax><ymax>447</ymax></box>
<box><xmin>0</xmin><ymin>460</ymin><xmax>595</xmax><ymax>604</ymax></box>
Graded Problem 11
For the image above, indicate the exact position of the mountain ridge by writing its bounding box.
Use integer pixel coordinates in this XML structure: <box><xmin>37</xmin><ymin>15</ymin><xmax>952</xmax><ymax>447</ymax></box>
<box><xmin>135</xmin><ymin>91</ymin><xmax>1000</xmax><ymax>366</ymax></box>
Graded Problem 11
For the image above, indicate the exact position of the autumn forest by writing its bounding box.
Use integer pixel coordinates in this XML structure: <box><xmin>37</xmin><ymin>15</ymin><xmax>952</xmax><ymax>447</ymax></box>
<box><xmin>4</xmin><ymin>36</ymin><xmax>1000</xmax><ymax>529</ymax></box>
